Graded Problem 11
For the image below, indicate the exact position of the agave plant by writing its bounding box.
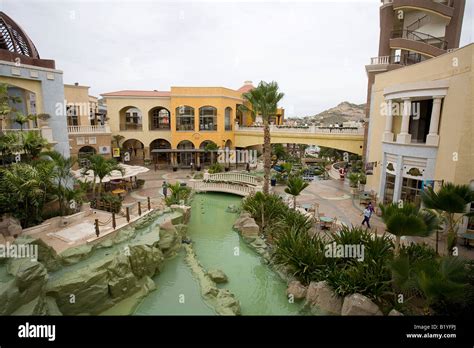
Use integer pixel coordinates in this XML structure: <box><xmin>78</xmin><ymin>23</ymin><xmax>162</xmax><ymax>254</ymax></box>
<box><xmin>379</xmin><ymin>203</ymin><xmax>439</xmax><ymax>255</ymax></box>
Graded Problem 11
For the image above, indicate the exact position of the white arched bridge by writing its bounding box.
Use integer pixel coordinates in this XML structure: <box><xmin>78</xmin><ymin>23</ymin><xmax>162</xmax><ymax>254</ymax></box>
<box><xmin>192</xmin><ymin>172</ymin><xmax>262</xmax><ymax>196</ymax></box>
<box><xmin>234</xmin><ymin>125</ymin><xmax>365</xmax><ymax>155</ymax></box>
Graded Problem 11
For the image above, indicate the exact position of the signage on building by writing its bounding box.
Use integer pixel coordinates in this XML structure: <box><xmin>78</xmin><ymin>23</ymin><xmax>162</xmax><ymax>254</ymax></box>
<box><xmin>113</xmin><ymin>148</ymin><xmax>121</xmax><ymax>157</ymax></box>
<box><xmin>99</xmin><ymin>146</ymin><xmax>110</xmax><ymax>155</ymax></box>
<box><xmin>365</xmin><ymin>162</ymin><xmax>375</xmax><ymax>175</ymax></box>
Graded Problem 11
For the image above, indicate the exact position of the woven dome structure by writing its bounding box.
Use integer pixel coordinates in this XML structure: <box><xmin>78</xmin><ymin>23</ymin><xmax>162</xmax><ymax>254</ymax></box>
<box><xmin>0</xmin><ymin>11</ymin><xmax>40</xmax><ymax>58</ymax></box>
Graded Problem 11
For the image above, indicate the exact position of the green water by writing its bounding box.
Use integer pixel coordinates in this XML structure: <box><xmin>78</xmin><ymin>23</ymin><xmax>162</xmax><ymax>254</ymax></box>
<box><xmin>134</xmin><ymin>192</ymin><xmax>302</xmax><ymax>315</ymax></box>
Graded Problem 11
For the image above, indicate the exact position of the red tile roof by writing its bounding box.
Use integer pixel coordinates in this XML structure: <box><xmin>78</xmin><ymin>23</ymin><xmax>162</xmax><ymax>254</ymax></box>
<box><xmin>101</xmin><ymin>90</ymin><xmax>171</xmax><ymax>97</ymax></box>
<box><xmin>237</xmin><ymin>83</ymin><xmax>255</xmax><ymax>93</ymax></box>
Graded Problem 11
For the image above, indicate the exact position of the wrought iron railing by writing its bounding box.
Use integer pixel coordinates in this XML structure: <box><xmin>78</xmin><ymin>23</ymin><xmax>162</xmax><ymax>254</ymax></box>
<box><xmin>391</xmin><ymin>29</ymin><xmax>447</xmax><ymax>50</ymax></box>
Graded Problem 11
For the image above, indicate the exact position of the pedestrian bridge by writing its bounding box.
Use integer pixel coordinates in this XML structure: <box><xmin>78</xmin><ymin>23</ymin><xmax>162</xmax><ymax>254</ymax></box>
<box><xmin>191</xmin><ymin>172</ymin><xmax>262</xmax><ymax>197</ymax></box>
<box><xmin>234</xmin><ymin>125</ymin><xmax>364</xmax><ymax>155</ymax></box>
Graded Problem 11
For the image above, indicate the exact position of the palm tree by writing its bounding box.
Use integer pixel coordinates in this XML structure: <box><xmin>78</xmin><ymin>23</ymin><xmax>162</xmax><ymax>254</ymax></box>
<box><xmin>14</xmin><ymin>112</ymin><xmax>29</xmax><ymax>131</ymax></box>
<box><xmin>241</xmin><ymin>81</ymin><xmax>284</xmax><ymax>194</ymax></box>
<box><xmin>41</xmin><ymin>151</ymin><xmax>77</xmax><ymax>216</ymax></box>
<box><xmin>0</xmin><ymin>162</ymin><xmax>52</xmax><ymax>227</ymax></box>
<box><xmin>86</xmin><ymin>155</ymin><xmax>124</xmax><ymax>196</ymax></box>
<box><xmin>284</xmin><ymin>176</ymin><xmax>309</xmax><ymax>210</ymax></box>
<box><xmin>21</xmin><ymin>131</ymin><xmax>50</xmax><ymax>160</ymax></box>
<box><xmin>112</xmin><ymin>134</ymin><xmax>125</xmax><ymax>148</ymax></box>
<box><xmin>380</xmin><ymin>203</ymin><xmax>439</xmax><ymax>255</ymax></box>
<box><xmin>421</xmin><ymin>183</ymin><xmax>474</xmax><ymax>253</ymax></box>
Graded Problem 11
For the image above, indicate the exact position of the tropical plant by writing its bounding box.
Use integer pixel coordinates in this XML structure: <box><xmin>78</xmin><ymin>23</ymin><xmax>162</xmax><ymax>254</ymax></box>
<box><xmin>21</xmin><ymin>131</ymin><xmax>50</xmax><ymax>160</ymax></box>
<box><xmin>85</xmin><ymin>155</ymin><xmax>124</xmax><ymax>196</ymax></box>
<box><xmin>111</xmin><ymin>134</ymin><xmax>125</xmax><ymax>148</ymax></box>
<box><xmin>0</xmin><ymin>162</ymin><xmax>53</xmax><ymax>227</ymax></box>
<box><xmin>421</xmin><ymin>183</ymin><xmax>474</xmax><ymax>253</ymax></box>
<box><xmin>208</xmin><ymin>162</ymin><xmax>223</xmax><ymax>174</ymax></box>
<box><xmin>284</xmin><ymin>175</ymin><xmax>309</xmax><ymax>209</ymax></box>
<box><xmin>348</xmin><ymin>172</ymin><xmax>360</xmax><ymax>188</ymax></box>
<box><xmin>204</xmin><ymin>142</ymin><xmax>219</xmax><ymax>164</ymax></box>
<box><xmin>164</xmin><ymin>182</ymin><xmax>191</xmax><ymax>206</ymax></box>
<box><xmin>41</xmin><ymin>151</ymin><xmax>77</xmax><ymax>216</ymax></box>
<box><xmin>272</xmin><ymin>144</ymin><xmax>287</xmax><ymax>163</ymax></box>
<box><xmin>379</xmin><ymin>203</ymin><xmax>439</xmax><ymax>255</ymax></box>
<box><xmin>240</xmin><ymin>81</ymin><xmax>284</xmax><ymax>194</ymax></box>
<box><xmin>241</xmin><ymin>192</ymin><xmax>287</xmax><ymax>234</ymax></box>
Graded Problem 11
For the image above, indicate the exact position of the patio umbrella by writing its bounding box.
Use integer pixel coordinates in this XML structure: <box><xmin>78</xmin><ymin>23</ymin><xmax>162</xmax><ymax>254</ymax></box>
<box><xmin>72</xmin><ymin>164</ymin><xmax>149</xmax><ymax>184</ymax></box>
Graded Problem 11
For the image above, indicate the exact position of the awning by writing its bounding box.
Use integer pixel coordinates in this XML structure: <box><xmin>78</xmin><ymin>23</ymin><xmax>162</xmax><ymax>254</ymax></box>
<box><xmin>151</xmin><ymin>149</ymin><xmax>218</xmax><ymax>153</ymax></box>
<box><xmin>72</xmin><ymin>164</ymin><xmax>149</xmax><ymax>184</ymax></box>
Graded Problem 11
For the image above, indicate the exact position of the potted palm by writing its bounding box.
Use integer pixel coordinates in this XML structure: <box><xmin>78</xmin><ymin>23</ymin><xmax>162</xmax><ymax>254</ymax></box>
<box><xmin>348</xmin><ymin>172</ymin><xmax>360</xmax><ymax>195</ymax></box>
<box><xmin>358</xmin><ymin>173</ymin><xmax>366</xmax><ymax>192</ymax></box>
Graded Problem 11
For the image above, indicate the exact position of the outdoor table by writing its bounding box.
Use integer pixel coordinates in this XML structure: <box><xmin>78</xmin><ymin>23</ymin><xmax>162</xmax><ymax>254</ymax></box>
<box><xmin>461</xmin><ymin>233</ymin><xmax>474</xmax><ymax>248</ymax></box>
<box><xmin>112</xmin><ymin>189</ymin><xmax>126</xmax><ymax>197</ymax></box>
<box><xmin>320</xmin><ymin>216</ymin><xmax>333</xmax><ymax>229</ymax></box>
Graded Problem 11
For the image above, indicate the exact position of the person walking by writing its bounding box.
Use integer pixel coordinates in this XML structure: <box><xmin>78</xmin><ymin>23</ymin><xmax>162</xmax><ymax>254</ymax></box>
<box><xmin>162</xmin><ymin>181</ymin><xmax>168</xmax><ymax>199</ymax></box>
<box><xmin>361</xmin><ymin>206</ymin><xmax>372</xmax><ymax>229</ymax></box>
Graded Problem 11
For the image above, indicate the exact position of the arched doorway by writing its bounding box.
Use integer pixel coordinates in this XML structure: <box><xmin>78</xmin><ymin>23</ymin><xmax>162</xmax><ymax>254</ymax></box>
<box><xmin>225</xmin><ymin>139</ymin><xmax>233</xmax><ymax>149</ymax></box>
<box><xmin>150</xmin><ymin>139</ymin><xmax>171</xmax><ymax>165</ymax></box>
<box><xmin>225</xmin><ymin>107</ymin><xmax>232</xmax><ymax>131</ymax></box>
<box><xmin>199</xmin><ymin>140</ymin><xmax>217</xmax><ymax>166</ymax></box>
<box><xmin>122</xmin><ymin>139</ymin><xmax>145</xmax><ymax>163</ymax></box>
<box><xmin>177</xmin><ymin>140</ymin><xmax>195</xmax><ymax>167</ymax></box>
<box><xmin>78</xmin><ymin>146</ymin><xmax>96</xmax><ymax>167</ymax></box>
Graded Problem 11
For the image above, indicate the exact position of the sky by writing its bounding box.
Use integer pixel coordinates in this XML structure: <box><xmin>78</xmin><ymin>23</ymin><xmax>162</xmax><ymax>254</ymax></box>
<box><xmin>1</xmin><ymin>0</ymin><xmax>472</xmax><ymax>117</ymax></box>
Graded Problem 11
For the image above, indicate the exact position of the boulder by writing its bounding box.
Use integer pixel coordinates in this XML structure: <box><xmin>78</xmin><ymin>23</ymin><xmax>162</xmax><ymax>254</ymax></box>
<box><xmin>11</xmin><ymin>295</ymin><xmax>47</xmax><ymax>315</ymax></box>
<box><xmin>286</xmin><ymin>280</ymin><xmax>307</xmax><ymax>301</ymax></box>
<box><xmin>216</xmin><ymin>289</ymin><xmax>241</xmax><ymax>315</ymax></box>
<box><xmin>45</xmin><ymin>296</ymin><xmax>63</xmax><ymax>315</ymax></box>
<box><xmin>0</xmin><ymin>216</ymin><xmax>22</xmax><ymax>237</ymax></box>
<box><xmin>207</xmin><ymin>269</ymin><xmax>228</xmax><ymax>284</ymax></box>
<box><xmin>232</xmin><ymin>213</ymin><xmax>253</xmax><ymax>230</ymax></box>
<box><xmin>226</xmin><ymin>205</ymin><xmax>239</xmax><ymax>213</ymax></box>
<box><xmin>59</xmin><ymin>244</ymin><xmax>93</xmax><ymax>265</ymax></box>
<box><xmin>128</xmin><ymin>244</ymin><xmax>164</xmax><ymax>278</ymax></box>
<box><xmin>157</xmin><ymin>228</ymin><xmax>180</xmax><ymax>257</ymax></box>
<box><xmin>388</xmin><ymin>309</ymin><xmax>403</xmax><ymax>316</ymax></box>
<box><xmin>7</xmin><ymin>259</ymin><xmax>48</xmax><ymax>292</ymax></box>
<box><xmin>0</xmin><ymin>280</ymin><xmax>21</xmax><ymax>314</ymax></box>
<box><xmin>305</xmin><ymin>281</ymin><xmax>342</xmax><ymax>315</ymax></box>
<box><xmin>341</xmin><ymin>293</ymin><xmax>383</xmax><ymax>316</ymax></box>
<box><xmin>239</xmin><ymin>221</ymin><xmax>260</xmax><ymax>242</ymax></box>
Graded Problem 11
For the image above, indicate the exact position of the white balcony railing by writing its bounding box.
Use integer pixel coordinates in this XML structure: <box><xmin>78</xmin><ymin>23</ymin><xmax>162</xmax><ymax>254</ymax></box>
<box><xmin>235</xmin><ymin>124</ymin><xmax>364</xmax><ymax>136</ymax></box>
<box><xmin>204</xmin><ymin>172</ymin><xmax>260</xmax><ymax>186</ymax></box>
<box><xmin>370</xmin><ymin>56</ymin><xmax>390</xmax><ymax>65</ymax></box>
<box><xmin>67</xmin><ymin>125</ymin><xmax>111</xmax><ymax>134</ymax></box>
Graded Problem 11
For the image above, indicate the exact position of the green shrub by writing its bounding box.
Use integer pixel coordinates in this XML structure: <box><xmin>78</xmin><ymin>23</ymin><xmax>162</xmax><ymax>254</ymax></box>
<box><xmin>208</xmin><ymin>163</ymin><xmax>223</xmax><ymax>174</ymax></box>
<box><xmin>241</xmin><ymin>192</ymin><xmax>287</xmax><ymax>234</ymax></box>
<box><xmin>164</xmin><ymin>182</ymin><xmax>191</xmax><ymax>206</ymax></box>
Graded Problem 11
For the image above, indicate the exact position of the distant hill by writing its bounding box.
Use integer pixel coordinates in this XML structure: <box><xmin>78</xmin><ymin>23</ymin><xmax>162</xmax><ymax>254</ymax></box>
<box><xmin>298</xmin><ymin>101</ymin><xmax>366</xmax><ymax>126</ymax></box>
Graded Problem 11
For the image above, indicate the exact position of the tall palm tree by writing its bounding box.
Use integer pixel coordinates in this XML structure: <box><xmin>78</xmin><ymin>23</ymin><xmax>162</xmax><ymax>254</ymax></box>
<box><xmin>421</xmin><ymin>183</ymin><xmax>474</xmax><ymax>253</ymax></box>
<box><xmin>380</xmin><ymin>203</ymin><xmax>439</xmax><ymax>255</ymax></box>
<box><xmin>87</xmin><ymin>155</ymin><xmax>124</xmax><ymax>196</ymax></box>
<box><xmin>112</xmin><ymin>134</ymin><xmax>125</xmax><ymax>148</ymax></box>
<box><xmin>284</xmin><ymin>176</ymin><xmax>309</xmax><ymax>210</ymax></box>
<box><xmin>41</xmin><ymin>151</ymin><xmax>77</xmax><ymax>216</ymax></box>
<box><xmin>241</xmin><ymin>81</ymin><xmax>284</xmax><ymax>194</ymax></box>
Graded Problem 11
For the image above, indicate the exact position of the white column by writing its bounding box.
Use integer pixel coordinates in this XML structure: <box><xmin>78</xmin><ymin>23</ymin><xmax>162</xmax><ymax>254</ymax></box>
<box><xmin>383</xmin><ymin>99</ymin><xmax>394</xmax><ymax>142</ymax></box>
<box><xmin>396</xmin><ymin>98</ymin><xmax>412</xmax><ymax>144</ymax></box>
<box><xmin>426</xmin><ymin>96</ymin><xmax>443</xmax><ymax>146</ymax></box>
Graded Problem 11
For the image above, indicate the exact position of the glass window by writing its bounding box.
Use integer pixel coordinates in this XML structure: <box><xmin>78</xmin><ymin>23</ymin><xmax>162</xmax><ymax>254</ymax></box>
<box><xmin>176</xmin><ymin>106</ymin><xmax>195</xmax><ymax>131</ymax></box>
<box><xmin>199</xmin><ymin>106</ymin><xmax>217</xmax><ymax>131</ymax></box>
<box><xmin>383</xmin><ymin>173</ymin><xmax>396</xmax><ymax>204</ymax></box>
<box><xmin>151</xmin><ymin>108</ymin><xmax>170</xmax><ymax>130</ymax></box>
<box><xmin>225</xmin><ymin>107</ymin><xmax>232</xmax><ymax>131</ymax></box>
<box><xmin>400</xmin><ymin>177</ymin><xmax>423</xmax><ymax>206</ymax></box>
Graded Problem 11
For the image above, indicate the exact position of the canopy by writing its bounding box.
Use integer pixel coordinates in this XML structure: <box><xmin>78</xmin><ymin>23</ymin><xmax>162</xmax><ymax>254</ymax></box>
<box><xmin>72</xmin><ymin>164</ymin><xmax>149</xmax><ymax>184</ymax></box>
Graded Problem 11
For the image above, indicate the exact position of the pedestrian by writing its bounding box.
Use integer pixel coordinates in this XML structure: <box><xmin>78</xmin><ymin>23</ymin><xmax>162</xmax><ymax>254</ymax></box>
<box><xmin>162</xmin><ymin>181</ymin><xmax>168</xmax><ymax>198</ymax></box>
<box><xmin>367</xmin><ymin>201</ymin><xmax>375</xmax><ymax>214</ymax></box>
<box><xmin>246</xmin><ymin>162</ymin><xmax>250</xmax><ymax>173</ymax></box>
<box><xmin>361</xmin><ymin>206</ymin><xmax>372</xmax><ymax>229</ymax></box>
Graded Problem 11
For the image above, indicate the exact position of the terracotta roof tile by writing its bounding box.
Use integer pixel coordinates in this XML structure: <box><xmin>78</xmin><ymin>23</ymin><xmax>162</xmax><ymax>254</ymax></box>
<box><xmin>101</xmin><ymin>90</ymin><xmax>171</xmax><ymax>97</ymax></box>
<box><xmin>237</xmin><ymin>84</ymin><xmax>255</xmax><ymax>93</ymax></box>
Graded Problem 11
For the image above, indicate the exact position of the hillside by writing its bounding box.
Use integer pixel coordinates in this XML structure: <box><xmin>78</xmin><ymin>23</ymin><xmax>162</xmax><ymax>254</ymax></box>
<box><xmin>300</xmin><ymin>101</ymin><xmax>366</xmax><ymax>125</ymax></box>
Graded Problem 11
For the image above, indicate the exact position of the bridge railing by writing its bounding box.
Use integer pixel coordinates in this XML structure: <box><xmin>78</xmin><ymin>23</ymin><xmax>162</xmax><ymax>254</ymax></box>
<box><xmin>204</xmin><ymin>172</ymin><xmax>260</xmax><ymax>186</ymax></box>
<box><xmin>235</xmin><ymin>124</ymin><xmax>364</xmax><ymax>135</ymax></box>
<box><xmin>193</xmin><ymin>181</ymin><xmax>261</xmax><ymax>196</ymax></box>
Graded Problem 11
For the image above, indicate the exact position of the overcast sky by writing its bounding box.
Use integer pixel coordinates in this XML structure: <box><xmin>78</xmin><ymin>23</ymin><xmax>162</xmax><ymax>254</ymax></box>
<box><xmin>1</xmin><ymin>0</ymin><xmax>472</xmax><ymax>117</ymax></box>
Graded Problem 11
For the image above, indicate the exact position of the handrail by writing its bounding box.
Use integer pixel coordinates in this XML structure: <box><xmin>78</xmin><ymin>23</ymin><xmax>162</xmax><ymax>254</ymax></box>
<box><xmin>193</xmin><ymin>181</ymin><xmax>261</xmax><ymax>197</ymax></box>
<box><xmin>235</xmin><ymin>125</ymin><xmax>365</xmax><ymax>135</ymax></box>
<box><xmin>391</xmin><ymin>29</ymin><xmax>447</xmax><ymax>50</ymax></box>
<box><xmin>205</xmin><ymin>172</ymin><xmax>260</xmax><ymax>186</ymax></box>
<box><xmin>406</xmin><ymin>15</ymin><xmax>429</xmax><ymax>31</ymax></box>
<box><xmin>68</xmin><ymin>125</ymin><xmax>111</xmax><ymax>133</ymax></box>
<box><xmin>370</xmin><ymin>53</ymin><xmax>423</xmax><ymax>66</ymax></box>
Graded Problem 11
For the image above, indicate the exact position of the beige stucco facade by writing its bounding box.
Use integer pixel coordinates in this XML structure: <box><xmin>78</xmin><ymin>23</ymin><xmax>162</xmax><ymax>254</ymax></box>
<box><xmin>365</xmin><ymin>43</ymin><xmax>473</xmax><ymax>205</ymax></box>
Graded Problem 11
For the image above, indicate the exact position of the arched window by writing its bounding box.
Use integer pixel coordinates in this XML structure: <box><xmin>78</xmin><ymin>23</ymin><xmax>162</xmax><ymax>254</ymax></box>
<box><xmin>199</xmin><ymin>106</ymin><xmax>217</xmax><ymax>131</ymax></box>
<box><xmin>150</xmin><ymin>108</ymin><xmax>170</xmax><ymax>130</ymax></box>
<box><xmin>176</xmin><ymin>106</ymin><xmax>194</xmax><ymax>131</ymax></box>
<box><xmin>120</xmin><ymin>107</ymin><xmax>142</xmax><ymax>131</ymax></box>
<box><xmin>225</xmin><ymin>107</ymin><xmax>232</xmax><ymax>131</ymax></box>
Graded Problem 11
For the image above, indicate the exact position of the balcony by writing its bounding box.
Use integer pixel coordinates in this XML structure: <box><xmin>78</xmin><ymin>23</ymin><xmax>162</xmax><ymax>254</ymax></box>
<box><xmin>68</xmin><ymin>125</ymin><xmax>111</xmax><ymax>134</ymax></box>
<box><xmin>390</xmin><ymin>30</ymin><xmax>447</xmax><ymax>56</ymax></box>
<box><xmin>369</xmin><ymin>53</ymin><xmax>424</xmax><ymax>66</ymax></box>
<box><xmin>392</xmin><ymin>0</ymin><xmax>455</xmax><ymax>18</ymax></box>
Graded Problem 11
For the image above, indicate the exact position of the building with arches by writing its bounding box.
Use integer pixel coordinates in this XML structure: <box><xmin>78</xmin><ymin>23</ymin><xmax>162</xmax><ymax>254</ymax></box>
<box><xmin>0</xmin><ymin>11</ymin><xmax>70</xmax><ymax>156</ymax></box>
<box><xmin>102</xmin><ymin>81</ymin><xmax>285</xmax><ymax>168</ymax></box>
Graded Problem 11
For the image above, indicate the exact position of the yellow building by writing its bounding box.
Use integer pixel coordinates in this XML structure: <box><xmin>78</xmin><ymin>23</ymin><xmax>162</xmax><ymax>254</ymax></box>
<box><xmin>365</xmin><ymin>43</ymin><xmax>473</xmax><ymax>208</ymax></box>
<box><xmin>64</xmin><ymin>83</ymin><xmax>112</xmax><ymax>162</ymax></box>
<box><xmin>102</xmin><ymin>81</ymin><xmax>284</xmax><ymax>168</ymax></box>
